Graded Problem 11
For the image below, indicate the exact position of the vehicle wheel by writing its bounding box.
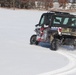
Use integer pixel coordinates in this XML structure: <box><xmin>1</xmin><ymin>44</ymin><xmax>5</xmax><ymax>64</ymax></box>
<box><xmin>50</xmin><ymin>39</ymin><xmax>58</xmax><ymax>51</ymax></box>
<box><xmin>74</xmin><ymin>45</ymin><xmax>76</xmax><ymax>49</ymax></box>
<box><xmin>73</xmin><ymin>39</ymin><xmax>76</xmax><ymax>49</ymax></box>
<box><xmin>74</xmin><ymin>44</ymin><xmax>76</xmax><ymax>49</ymax></box>
<box><xmin>30</xmin><ymin>35</ymin><xmax>39</xmax><ymax>45</ymax></box>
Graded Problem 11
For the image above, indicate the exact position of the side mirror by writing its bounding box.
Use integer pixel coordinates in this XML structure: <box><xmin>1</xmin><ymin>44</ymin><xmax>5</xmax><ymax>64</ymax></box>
<box><xmin>35</xmin><ymin>24</ymin><xmax>39</xmax><ymax>27</ymax></box>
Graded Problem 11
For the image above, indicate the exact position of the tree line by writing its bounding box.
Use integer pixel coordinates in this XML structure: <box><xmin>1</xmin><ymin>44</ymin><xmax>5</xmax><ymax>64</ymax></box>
<box><xmin>0</xmin><ymin>0</ymin><xmax>75</xmax><ymax>10</ymax></box>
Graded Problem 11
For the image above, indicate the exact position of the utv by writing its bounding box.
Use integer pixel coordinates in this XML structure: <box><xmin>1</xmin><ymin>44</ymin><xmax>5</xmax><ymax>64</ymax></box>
<box><xmin>30</xmin><ymin>11</ymin><xmax>76</xmax><ymax>51</ymax></box>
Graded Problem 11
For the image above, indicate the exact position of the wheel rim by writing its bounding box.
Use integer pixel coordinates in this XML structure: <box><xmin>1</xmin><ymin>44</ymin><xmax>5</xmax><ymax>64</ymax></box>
<box><xmin>31</xmin><ymin>36</ymin><xmax>36</xmax><ymax>44</ymax></box>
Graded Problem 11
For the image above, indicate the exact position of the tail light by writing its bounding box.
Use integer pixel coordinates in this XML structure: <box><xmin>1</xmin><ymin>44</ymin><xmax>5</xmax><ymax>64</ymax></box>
<box><xmin>58</xmin><ymin>27</ymin><xmax>62</xmax><ymax>32</ymax></box>
<box><xmin>58</xmin><ymin>27</ymin><xmax>62</xmax><ymax>35</ymax></box>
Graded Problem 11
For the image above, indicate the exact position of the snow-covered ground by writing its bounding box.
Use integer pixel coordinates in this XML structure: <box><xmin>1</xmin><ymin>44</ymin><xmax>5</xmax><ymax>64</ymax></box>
<box><xmin>0</xmin><ymin>8</ymin><xmax>76</xmax><ymax>75</ymax></box>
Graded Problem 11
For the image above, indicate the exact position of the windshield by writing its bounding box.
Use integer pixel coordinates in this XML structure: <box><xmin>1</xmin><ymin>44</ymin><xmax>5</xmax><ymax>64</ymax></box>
<box><xmin>52</xmin><ymin>15</ymin><xmax>76</xmax><ymax>28</ymax></box>
<box><xmin>39</xmin><ymin>13</ymin><xmax>52</xmax><ymax>26</ymax></box>
<box><xmin>40</xmin><ymin>15</ymin><xmax>45</xmax><ymax>25</ymax></box>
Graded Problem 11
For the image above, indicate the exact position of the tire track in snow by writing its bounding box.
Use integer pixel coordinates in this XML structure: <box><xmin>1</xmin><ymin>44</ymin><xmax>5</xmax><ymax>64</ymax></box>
<box><xmin>38</xmin><ymin>50</ymin><xmax>76</xmax><ymax>75</ymax></box>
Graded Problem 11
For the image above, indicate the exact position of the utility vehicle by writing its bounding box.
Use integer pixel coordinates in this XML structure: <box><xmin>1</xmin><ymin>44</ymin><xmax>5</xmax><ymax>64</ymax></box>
<box><xmin>30</xmin><ymin>11</ymin><xmax>76</xmax><ymax>51</ymax></box>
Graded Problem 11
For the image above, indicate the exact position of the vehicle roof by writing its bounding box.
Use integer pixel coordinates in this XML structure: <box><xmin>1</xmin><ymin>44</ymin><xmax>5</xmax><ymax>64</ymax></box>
<box><xmin>44</xmin><ymin>11</ymin><xmax>76</xmax><ymax>17</ymax></box>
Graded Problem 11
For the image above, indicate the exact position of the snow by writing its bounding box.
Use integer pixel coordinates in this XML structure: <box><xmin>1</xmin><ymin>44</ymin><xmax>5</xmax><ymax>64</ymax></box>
<box><xmin>0</xmin><ymin>8</ymin><xmax>76</xmax><ymax>75</ymax></box>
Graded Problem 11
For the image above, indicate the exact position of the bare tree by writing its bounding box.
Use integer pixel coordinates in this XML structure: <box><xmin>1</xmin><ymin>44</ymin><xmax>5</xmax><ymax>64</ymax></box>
<box><xmin>13</xmin><ymin>0</ymin><xmax>15</xmax><ymax>9</ymax></box>
<box><xmin>45</xmin><ymin>0</ymin><xmax>53</xmax><ymax>10</ymax></box>
<box><xmin>29</xmin><ymin>0</ymin><xmax>35</xmax><ymax>9</ymax></box>
<box><xmin>58</xmin><ymin>0</ymin><xmax>68</xmax><ymax>9</ymax></box>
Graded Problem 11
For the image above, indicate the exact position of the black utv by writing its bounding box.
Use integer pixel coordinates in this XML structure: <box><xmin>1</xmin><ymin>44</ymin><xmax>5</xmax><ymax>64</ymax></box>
<box><xmin>30</xmin><ymin>11</ymin><xmax>76</xmax><ymax>51</ymax></box>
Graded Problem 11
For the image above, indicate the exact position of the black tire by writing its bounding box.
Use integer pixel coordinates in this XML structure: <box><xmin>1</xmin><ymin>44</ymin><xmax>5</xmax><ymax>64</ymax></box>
<box><xmin>74</xmin><ymin>45</ymin><xmax>76</xmax><ymax>49</ymax></box>
<box><xmin>73</xmin><ymin>39</ymin><xmax>76</xmax><ymax>49</ymax></box>
<box><xmin>74</xmin><ymin>44</ymin><xmax>76</xmax><ymax>49</ymax></box>
<box><xmin>30</xmin><ymin>35</ymin><xmax>39</xmax><ymax>45</ymax></box>
<box><xmin>50</xmin><ymin>39</ymin><xmax>58</xmax><ymax>51</ymax></box>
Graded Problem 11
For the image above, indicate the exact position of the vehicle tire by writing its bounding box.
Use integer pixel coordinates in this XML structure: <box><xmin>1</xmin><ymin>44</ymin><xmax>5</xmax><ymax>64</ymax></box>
<box><xmin>50</xmin><ymin>39</ymin><xmax>57</xmax><ymax>51</ymax></box>
<box><xmin>74</xmin><ymin>45</ymin><xmax>76</xmax><ymax>49</ymax></box>
<box><xmin>74</xmin><ymin>44</ymin><xmax>76</xmax><ymax>49</ymax></box>
<box><xmin>73</xmin><ymin>39</ymin><xmax>76</xmax><ymax>49</ymax></box>
<box><xmin>30</xmin><ymin>35</ymin><xmax>39</xmax><ymax>45</ymax></box>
